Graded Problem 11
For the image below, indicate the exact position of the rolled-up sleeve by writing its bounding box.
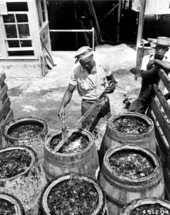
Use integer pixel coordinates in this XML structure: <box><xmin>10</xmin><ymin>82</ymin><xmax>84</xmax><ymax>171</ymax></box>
<box><xmin>69</xmin><ymin>68</ymin><xmax>77</xmax><ymax>86</ymax></box>
<box><xmin>141</xmin><ymin>55</ymin><xmax>150</xmax><ymax>71</ymax></box>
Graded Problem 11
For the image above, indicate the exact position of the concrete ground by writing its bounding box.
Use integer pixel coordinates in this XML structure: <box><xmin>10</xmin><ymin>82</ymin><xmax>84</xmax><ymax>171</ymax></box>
<box><xmin>6</xmin><ymin>44</ymin><xmax>141</xmax><ymax>134</ymax></box>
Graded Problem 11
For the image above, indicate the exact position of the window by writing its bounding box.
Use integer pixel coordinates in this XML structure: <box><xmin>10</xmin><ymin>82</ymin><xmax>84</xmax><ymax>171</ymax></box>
<box><xmin>3</xmin><ymin>2</ymin><xmax>34</xmax><ymax>56</ymax></box>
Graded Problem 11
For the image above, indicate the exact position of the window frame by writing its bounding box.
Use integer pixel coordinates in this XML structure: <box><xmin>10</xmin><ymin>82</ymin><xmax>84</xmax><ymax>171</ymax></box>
<box><xmin>37</xmin><ymin>0</ymin><xmax>48</xmax><ymax>29</ymax></box>
<box><xmin>2</xmin><ymin>1</ymin><xmax>35</xmax><ymax>57</ymax></box>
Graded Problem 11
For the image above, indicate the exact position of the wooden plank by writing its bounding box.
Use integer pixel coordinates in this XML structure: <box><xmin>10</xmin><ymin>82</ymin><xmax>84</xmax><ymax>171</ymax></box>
<box><xmin>165</xmin><ymin>183</ymin><xmax>170</xmax><ymax>201</ymax></box>
<box><xmin>165</xmin><ymin>155</ymin><xmax>170</xmax><ymax>172</ymax></box>
<box><xmin>165</xmin><ymin>92</ymin><xmax>170</xmax><ymax>100</ymax></box>
<box><xmin>0</xmin><ymin>128</ymin><xmax>2</xmax><ymax>146</ymax></box>
<box><xmin>0</xmin><ymin>73</ymin><xmax>6</xmax><ymax>88</ymax></box>
<box><xmin>3</xmin><ymin>109</ymin><xmax>13</xmax><ymax>127</ymax></box>
<box><xmin>0</xmin><ymin>84</ymin><xmax>8</xmax><ymax>102</ymax></box>
<box><xmin>150</xmin><ymin>97</ymin><xmax>170</xmax><ymax>146</ymax></box>
<box><xmin>153</xmin><ymin>84</ymin><xmax>170</xmax><ymax>121</ymax></box>
<box><xmin>148</xmin><ymin>109</ymin><xmax>169</xmax><ymax>159</ymax></box>
<box><xmin>0</xmin><ymin>97</ymin><xmax>11</xmax><ymax>122</ymax></box>
<box><xmin>158</xmin><ymin>69</ymin><xmax>170</xmax><ymax>93</ymax></box>
<box><xmin>164</xmin><ymin>167</ymin><xmax>170</xmax><ymax>198</ymax></box>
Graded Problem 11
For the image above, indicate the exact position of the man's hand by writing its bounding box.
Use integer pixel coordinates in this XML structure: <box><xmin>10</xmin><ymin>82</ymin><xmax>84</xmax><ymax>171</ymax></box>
<box><xmin>58</xmin><ymin>106</ymin><xmax>65</xmax><ymax>121</ymax></box>
<box><xmin>147</xmin><ymin>59</ymin><xmax>156</xmax><ymax>70</ymax></box>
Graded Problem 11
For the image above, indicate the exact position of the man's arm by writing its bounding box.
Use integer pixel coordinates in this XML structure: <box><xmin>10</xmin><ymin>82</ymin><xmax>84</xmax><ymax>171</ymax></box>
<box><xmin>147</xmin><ymin>59</ymin><xmax>170</xmax><ymax>75</ymax></box>
<box><xmin>58</xmin><ymin>84</ymin><xmax>76</xmax><ymax>120</ymax></box>
<box><xmin>141</xmin><ymin>66</ymin><xmax>158</xmax><ymax>79</ymax></box>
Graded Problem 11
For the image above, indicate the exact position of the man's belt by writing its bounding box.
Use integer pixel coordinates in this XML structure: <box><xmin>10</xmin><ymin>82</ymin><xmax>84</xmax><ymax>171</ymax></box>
<box><xmin>82</xmin><ymin>96</ymin><xmax>108</xmax><ymax>104</ymax></box>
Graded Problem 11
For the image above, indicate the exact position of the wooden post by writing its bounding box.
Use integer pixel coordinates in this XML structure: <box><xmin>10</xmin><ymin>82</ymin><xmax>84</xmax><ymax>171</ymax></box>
<box><xmin>117</xmin><ymin>0</ymin><xmax>121</xmax><ymax>42</ymax></box>
<box><xmin>135</xmin><ymin>0</ymin><xmax>147</xmax><ymax>79</ymax></box>
<box><xmin>136</xmin><ymin>0</ymin><xmax>146</xmax><ymax>49</ymax></box>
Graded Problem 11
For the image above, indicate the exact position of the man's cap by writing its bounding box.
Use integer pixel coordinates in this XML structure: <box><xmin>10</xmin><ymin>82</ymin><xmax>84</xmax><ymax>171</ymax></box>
<box><xmin>147</xmin><ymin>36</ymin><xmax>170</xmax><ymax>47</ymax></box>
<box><xmin>74</xmin><ymin>46</ymin><xmax>93</xmax><ymax>63</ymax></box>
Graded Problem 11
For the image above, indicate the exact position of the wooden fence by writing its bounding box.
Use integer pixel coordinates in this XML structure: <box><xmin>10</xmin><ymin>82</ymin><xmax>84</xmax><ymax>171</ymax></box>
<box><xmin>0</xmin><ymin>72</ymin><xmax>13</xmax><ymax>146</ymax></box>
<box><xmin>147</xmin><ymin>69</ymin><xmax>170</xmax><ymax>201</ymax></box>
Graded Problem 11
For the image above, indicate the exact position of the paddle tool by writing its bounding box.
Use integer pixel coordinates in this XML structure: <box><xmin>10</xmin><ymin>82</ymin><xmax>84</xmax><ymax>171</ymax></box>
<box><xmin>54</xmin><ymin>87</ymin><xmax>108</xmax><ymax>153</ymax></box>
<box><xmin>61</xmin><ymin>115</ymin><xmax>68</xmax><ymax>140</ymax></box>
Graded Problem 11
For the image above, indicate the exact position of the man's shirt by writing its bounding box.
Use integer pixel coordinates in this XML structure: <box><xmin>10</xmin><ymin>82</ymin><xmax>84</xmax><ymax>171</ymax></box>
<box><xmin>69</xmin><ymin>62</ymin><xmax>108</xmax><ymax>100</ymax></box>
<box><xmin>141</xmin><ymin>53</ymin><xmax>170</xmax><ymax>71</ymax></box>
<box><xmin>141</xmin><ymin>52</ymin><xmax>170</xmax><ymax>94</ymax></box>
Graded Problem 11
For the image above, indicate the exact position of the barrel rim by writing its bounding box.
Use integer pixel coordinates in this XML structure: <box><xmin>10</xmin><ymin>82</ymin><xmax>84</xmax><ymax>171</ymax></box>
<box><xmin>0</xmin><ymin>192</ymin><xmax>25</xmax><ymax>215</ymax></box>
<box><xmin>41</xmin><ymin>173</ymin><xmax>105</xmax><ymax>215</ymax></box>
<box><xmin>121</xmin><ymin>197</ymin><xmax>170</xmax><ymax>215</ymax></box>
<box><xmin>45</xmin><ymin>128</ymin><xmax>94</xmax><ymax>156</ymax></box>
<box><xmin>0</xmin><ymin>145</ymin><xmax>36</xmax><ymax>181</ymax></box>
<box><xmin>4</xmin><ymin>117</ymin><xmax>48</xmax><ymax>141</ymax></box>
<box><xmin>107</xmin><ymin>112</ymin><xmax>154</xmax><ymax>138</ymax></box>
<box><xmin>103</xmin><ymin>145</ymin><xmax>162</xmax><ymax>185</ymax></box>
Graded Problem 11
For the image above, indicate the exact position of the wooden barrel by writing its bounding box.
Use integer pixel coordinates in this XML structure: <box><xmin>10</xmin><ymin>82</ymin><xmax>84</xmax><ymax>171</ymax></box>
<box><xmin>0</xmin><ymin>146</ymin><xmax>47</xmax><ymax>215</ymax></box>
<box><xmin>0</xmin><ymin>193</ymin><xmax>25</xmax><ymax>215</ymax></box>
<box><xmin>99</xmin><ymin>145</ymin><xmax>165</xmax><ymax>215</ymax></box>
<box><xmin>39</xmin><ymin>173</ymin><xmax>107</xmax><ymax>215</ymax></box>
<box><xmin>121</xmin><ymin>198</ymin><xmax>170</xmax><ymax>215</ymax></box>
<box><xmin>43</xmin><ymin>129</ymin><xmax>99</xmax><ymax>181</ymax></box>
<box><xmin>101</xmin><ymin>112</ymin><xmax>156</xmax><ymax>153</ymax></box>
<box><xmin>4</xmin><ymin>117</ymin><xmax>48</xmax><ymax>164</ymax></box>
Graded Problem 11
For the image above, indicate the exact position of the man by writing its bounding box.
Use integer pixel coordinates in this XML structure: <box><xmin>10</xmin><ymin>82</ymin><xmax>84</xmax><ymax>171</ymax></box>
<box><xmin>58</xmin><ymin>46</ymin><xmax>116</xmax><ymax>132</ymax></box>
<box><xmin>129</xmin><ymin>36</ymin><xmax>170</xmax><ymax>114</ymax></box>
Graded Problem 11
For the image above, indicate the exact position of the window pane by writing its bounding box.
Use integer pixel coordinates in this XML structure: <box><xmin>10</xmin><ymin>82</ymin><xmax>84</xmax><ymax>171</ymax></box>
<box><xmin>8</xmin><ymin>50</ymin><xmax>34</xmax><ymax>56</ymax></box>
<box><xmin>5</xmin><ymin>25</ymin><xmax>17</xmax><ymax>38</ymax></box>
<box><xmin>8</xmin><ymin>40</ymin><xmax>19</xmax><ymax>48</ymax></box>
<box><xmin>18</xmin><ymin>24</ymin><xmax>30</xmax><ymax>38</ymax></box>
<box><xmin>3</xmin><ymin>14</ymin><xmax>15</xmax><ymax>23</ymax></box>
<box><xmin>20</xmin><ymin>40</ymin><xmax>32</xmax><ymax>47</ymax></box>
<box><xmin>7</xmin><ymin>3</ymin><xmax>28</xmax><ymax>11</ymax></box>
<box><xmin>16</xmin><ymin>14</ymin><xmax>28</xmax><ymax>23</ymax></box>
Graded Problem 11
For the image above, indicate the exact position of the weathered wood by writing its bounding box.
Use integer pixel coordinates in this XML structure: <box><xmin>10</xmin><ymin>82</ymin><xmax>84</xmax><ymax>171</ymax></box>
<box><xmin>150</xmin><ymin>97</ymin><xmax>170</xmax><ymax>147</ymax></box>
<box><xmin>164</xmin><ymin>92</ymin><xmax>170</xmax><ymax>101</ymax></box>
<box><xmin>158</xmin><ymin>69</ymin><xmax>170</xmax><ymax>93</ymax></box>
<box><xmin>0</xmin><ymin>97</ymin><xmax>11</xmax><ymax>123</ymax></box>
<box><xmin>136</xmin><ymin>0</ymin><xmax>146</xmax><ymax>49</ymax></box>
<box><xmin>0</xmin><ymin>122</ymin><xmax>2</xmax><ymax>146</ymax></box>
<box><xmin>101</xmin><ymin>112</ymin><xmax>156</xmax><ymax>153</ymax></box>
<box><xmin>165</xmin><ymin>184</ymin><xmax>170</xmax><ymax>201</ymax></box>
<box><xmin>0</xmin><ymin>73</ymin><xmax>6</xmax><ymax>87</ymax></box>
<box><xmin>99</xmin><ymin>145</ymin><xmax>165</xmax><ymax>215</ymax></box>
<box><xmin>164</xmin><ymin>167</ymin><xmax>170</xmax><ymax>197</ymax></box>
<box><xmin>44</xmin><ymin>129</ymin><xmax>99</xmax><ymax>181</ymax></box>
<box><xmin>147</xmin><ymin>69</ymin><xmax>170</xmax><ymax>201</ymax></box>
<box><xmin>153</xmin><ymin>84</ymin><xmax>170</xmax><ymax>121</ymax></box>
<box><xmin>0</xmin><ymin>73</ymin><xmax>13</xmax><ymax>148</ymax></box>
<box><xmin>148</xmin><ymin>109</ymin><xmax>169</xmax><ymax>159</ymax></box>
<box><xmin>165</xmin><ymin>155</ymin><xmax>170</xmax><ymax>172</ymax></box>
<box><xmin>3</xmin><ymin>109</ymin><xmax>13</xmax><ymax>127</ymax></box>
<box><xmin>0</xmin><ymin>84</ymin><xmax>8</xmax><ymax>102</ymax></box>
<box><xmin>0</xmin><ymin>146</ymin><xmax>47</xmax><ymax>215</ymax></box>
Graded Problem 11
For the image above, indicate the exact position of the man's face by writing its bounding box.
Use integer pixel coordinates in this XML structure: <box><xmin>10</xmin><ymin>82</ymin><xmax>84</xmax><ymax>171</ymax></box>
<box><xmin>155</xmin><ymin>45</ymin><xmax>169</xmax><ymax>60</ymax></box>
<box><xmin>79</xmin><ymin>54</ymin><xmax>94</xmax><ymax>72</ymax></box>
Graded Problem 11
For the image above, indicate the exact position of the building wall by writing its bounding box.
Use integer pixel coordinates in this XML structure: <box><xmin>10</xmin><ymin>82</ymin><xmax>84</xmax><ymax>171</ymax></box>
<box><xmin>0</xmin><ymin>0</ymin><xmax>50</xmax><ymax>77</ymax></box>
<box><xmin>143</xmin><ymin>15</ymin><xmax>170</xmax><ymax>39</ymax></box>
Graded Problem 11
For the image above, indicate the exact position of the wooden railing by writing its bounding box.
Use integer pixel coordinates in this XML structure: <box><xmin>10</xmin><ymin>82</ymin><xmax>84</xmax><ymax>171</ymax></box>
<box><xmin>0</xmin><ymin>72</ymin><xmax>13</xmax><ymax>146</ymax></box>
<box><xmin>147</xmin><ymin>69</ymin><xmax>170</xmax><ymax>200</ymax></box>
